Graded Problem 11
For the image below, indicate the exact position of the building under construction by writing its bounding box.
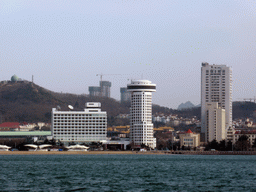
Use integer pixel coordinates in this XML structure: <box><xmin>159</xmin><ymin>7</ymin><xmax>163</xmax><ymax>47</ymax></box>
<box><xmin>120</xmin><ymin>87</ymin><xmax>131</xmax><ymax>103</ymax></box>
<box><xmin>88</xmin><ymin>81</ymin><xmax>112</xmax><ymax>98</ymax></box>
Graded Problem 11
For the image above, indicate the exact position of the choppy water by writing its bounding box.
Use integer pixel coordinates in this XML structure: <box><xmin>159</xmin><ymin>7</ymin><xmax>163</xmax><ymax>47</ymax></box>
<box><xmin>0</xmin><ymin>155</ymin><xmax>256</xmax><ymax>191</ymax></box>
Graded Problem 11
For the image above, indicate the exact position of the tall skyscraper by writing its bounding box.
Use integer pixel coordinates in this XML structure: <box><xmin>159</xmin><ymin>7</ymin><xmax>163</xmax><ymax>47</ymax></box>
<box><xmin>201</xmin><ymin>63</ymin><xmax>232</xmax><ymax>142</ymax></box>
<box><xmin>127</xmin><ymin>80</ymin><xmax>156</xmax><ymax>149</ymax></box>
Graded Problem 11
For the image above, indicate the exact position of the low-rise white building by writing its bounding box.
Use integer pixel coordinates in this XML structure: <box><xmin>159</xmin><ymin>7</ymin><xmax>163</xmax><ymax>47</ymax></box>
<box><xmin>52</xmin><ymin>102</ymin><xmax>107</xmax><ymax>144</ymax></box>
<box><xmin>179</xmin><ymin>129</ymin><xmax>200</xmax><ymax>148</ymax></box>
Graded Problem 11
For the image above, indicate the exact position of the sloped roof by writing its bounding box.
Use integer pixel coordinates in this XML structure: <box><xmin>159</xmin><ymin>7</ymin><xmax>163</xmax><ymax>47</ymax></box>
<box><xmin>0</xmin><ymin>122</ymin><xmax>20</xmax><ymax>128</ymax></box>
<box><xmin>186</xmin><ymin>129</ymin><xmax>193</xmax><ymax>134</ymax></box>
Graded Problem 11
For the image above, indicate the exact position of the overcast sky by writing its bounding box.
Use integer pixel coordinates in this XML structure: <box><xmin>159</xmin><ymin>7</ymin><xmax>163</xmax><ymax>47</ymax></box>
<box><xmin>1</xmin><ymin>0</ymin><xmax>256</xmax><ymax>109</ymax></box>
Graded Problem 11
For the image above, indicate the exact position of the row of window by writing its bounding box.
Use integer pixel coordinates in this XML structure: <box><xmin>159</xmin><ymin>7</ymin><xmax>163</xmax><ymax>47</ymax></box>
<box><xmin>54</xmin><ymin>114</ymin><xmax>106</xmax><ymax>117</ymax></box>
<box><xmin>54</xmin><ymin>132</ymin><xmax>106</xmax><ymax>135</ymax></box>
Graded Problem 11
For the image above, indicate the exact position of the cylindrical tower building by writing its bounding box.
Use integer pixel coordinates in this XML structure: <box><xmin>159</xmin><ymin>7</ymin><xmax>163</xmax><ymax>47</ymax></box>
<box><xmin>127</xmin><ymin>80</ymin><xmax>156</xmax><ymax>149</ymax></box>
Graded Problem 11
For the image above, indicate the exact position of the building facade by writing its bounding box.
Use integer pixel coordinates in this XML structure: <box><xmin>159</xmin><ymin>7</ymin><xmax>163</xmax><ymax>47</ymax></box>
<box><xmin>201</xmin><ymin>63</ymin><xmax>232</xmax><ymax>142</ymax></box>
<box><xmin>233</xmin><ymin>130</ymin><xmax>256</xmax><ymax>145</ymax></box>
<box><xmin>89</xmin><ymin>81</ymin><xmax>111</xmax><ymax>97</ymax></box>
<box><xmin>127</xmin><ymin>80</ymin><xmax>156</xmax><ymax>149</ymax></box>
<box><xmin>179</xmin><ymin>129</ymin><xmax>200</xmax><ymax>148</ymax></box>
<box><xmin>100</xmin><ymin>81</ymin><xmax>111</xmax><ymax>97</ymax></box>
<box><xmin>88</xmin><ymin>86</ymin><xmax>101</xmax><ymax>97</ymax></box>
<box><xmin>205</xmin><ymin>102</ymin><xmax>226</xmax><ymax>142</ymax></box>
<box><xmin>120</xmin><ymin>87</ymin><xmax>131</xmax><ymax>103</ymax></box>
<box><xmin>52</xmin><ymin>102</ymin><xmax>107</xmax><ymax>144</ymax></box>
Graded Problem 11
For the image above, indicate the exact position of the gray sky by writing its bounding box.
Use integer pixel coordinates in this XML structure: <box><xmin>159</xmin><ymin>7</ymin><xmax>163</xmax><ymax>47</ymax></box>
<box><xmin>1</xmin><ymin>0</ymin><xmax>256</xmax><ymax>109</ymax></box>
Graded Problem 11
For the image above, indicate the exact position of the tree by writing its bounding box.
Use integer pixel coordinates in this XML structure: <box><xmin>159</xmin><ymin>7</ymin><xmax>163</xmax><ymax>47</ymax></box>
<box><xmin>219</xmin><ymin>140</ymin><xmax>226</xmax><ymax>151</ymax></box>
<box><xmin>74</xmin><ymin>101</ymin><xmax>80</xmax><ymax>109</ymax></box>
<box><xmin>226</xmin><ymin>140</ymin><xmax>233</xmax><ymax>151</ymax></box>
<box><xmin>235</xmin><ymin>135</ymin><xmax>250</xmax><ymax>151</ymax></box>
<box><xmin>252</xmin><ymin>138</ymin><xmax>256</xmax><ymax>148</ymax></box>
<box><xmin>205</xmin><ymin>139</ymin><xmax>219</xmax><ymax>150</ymax></box>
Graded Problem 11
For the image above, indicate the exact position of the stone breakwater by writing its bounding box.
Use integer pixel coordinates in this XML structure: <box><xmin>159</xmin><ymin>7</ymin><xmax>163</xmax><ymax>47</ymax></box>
<box><xmin>1</xmin><ymin>151</ymin><xmax>256</xmax><ymax>155</ymax></box>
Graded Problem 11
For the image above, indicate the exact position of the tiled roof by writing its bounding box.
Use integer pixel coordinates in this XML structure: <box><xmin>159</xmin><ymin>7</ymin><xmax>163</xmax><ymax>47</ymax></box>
<box><xmin>186</xmin><ymin>129</ymin><xmax>193</xmax><ymax>134</ymax></box>
<box><xmin>0</xmin><ymin>122</ymin><xmax>20</xmax><ymax>129</ymax></box>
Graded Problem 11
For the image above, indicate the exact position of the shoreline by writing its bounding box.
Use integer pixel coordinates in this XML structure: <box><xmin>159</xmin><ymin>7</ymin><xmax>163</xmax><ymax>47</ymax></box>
<box><xmin>1</xmin><ymin>151</ymin><xmax>256</xmax><ymax>155</ymax></box>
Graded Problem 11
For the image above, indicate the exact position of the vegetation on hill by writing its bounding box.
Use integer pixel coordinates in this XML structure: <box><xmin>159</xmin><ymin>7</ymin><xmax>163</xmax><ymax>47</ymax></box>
<box><xmin>232</xmin><ymin>101</ymin><xmax>256</xmax><ymax>119</ymax></box>
<box><xmin>0</xmin><ymin>82</ymin><xmax>168</xmax><ymax>124</ymax></box>
<box><xmin>0</xmin><ymin>82</ymin><xmax>255</xmax><ymax>124</ymax></box>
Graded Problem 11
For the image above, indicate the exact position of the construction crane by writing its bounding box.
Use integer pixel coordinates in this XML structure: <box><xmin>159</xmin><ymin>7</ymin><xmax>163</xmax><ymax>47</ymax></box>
<box><xmin>243</xmin><ymin>97</ymin><xmax>256</xmax><ymax>103</ymax></box>
<box><xmin>237</xmin><ymin>97</ymin><xmax>256</xmax><ymax>103</ymax></box>
<box><xmin>96</xmin><ymin>73</ymin><xmax>122</xmax><ymax>82</ymax></box>
<box><xmin>96</xmin><ymin>73</ymin><xmax>122</xmax><ymax>97</ymax></box>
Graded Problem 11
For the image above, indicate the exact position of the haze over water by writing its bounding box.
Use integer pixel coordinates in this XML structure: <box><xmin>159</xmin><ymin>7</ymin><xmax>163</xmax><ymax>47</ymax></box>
<box><xmin>1</xmin><ymin>155</ymin><xmax>256</xmax><ymax>191</ymax></box>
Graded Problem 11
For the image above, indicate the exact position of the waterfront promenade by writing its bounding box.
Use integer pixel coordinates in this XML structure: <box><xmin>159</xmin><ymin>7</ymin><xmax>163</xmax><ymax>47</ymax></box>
<box><xmin>1</xmin><ymin>150</ymin><xmax>256</xmax><ymax>155</ymax></box>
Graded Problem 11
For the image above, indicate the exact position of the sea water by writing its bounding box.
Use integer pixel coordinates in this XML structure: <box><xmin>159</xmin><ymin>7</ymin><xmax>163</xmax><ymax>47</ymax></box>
<box><xmin>0</xmin><ymin>155</ymin><xmax>256</xmax><ymax>191</ymax></box>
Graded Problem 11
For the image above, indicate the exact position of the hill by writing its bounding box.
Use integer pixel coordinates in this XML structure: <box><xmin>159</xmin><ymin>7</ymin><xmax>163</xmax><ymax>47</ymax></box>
<box><xmin>0</xmin><ymin>82</ymin><xmax>255</xmax><ymax>124</ymax></box>
<box><xmin>0</xmin><ymin>82</ymin><xmax>172</xmax><ymax>124</ymax></box>
<box><xmin>0</xmin><ymin>81</ymin><xmax>131</xmax><ymax>123</ymax></box>
<box><xmin>177</xmin><ymin>101</ymin><xmax>256</xmax><ymax>120</ymax></box>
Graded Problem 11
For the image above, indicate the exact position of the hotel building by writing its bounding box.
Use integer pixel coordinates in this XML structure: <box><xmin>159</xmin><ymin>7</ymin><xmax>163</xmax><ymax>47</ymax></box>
<box><xmin>52</xmin><ymin>102</ymin><xmax>107</xmax><ymax>144</ymax></box>
<box><xmin>201</xmin><ymin>63</ymin><xmax>232</xmax><ymax>142</ymax></box>
<box><xmin>127</xmin><ymin>80</ymin><xmax>156</xmax><ymax>149</ymax></box>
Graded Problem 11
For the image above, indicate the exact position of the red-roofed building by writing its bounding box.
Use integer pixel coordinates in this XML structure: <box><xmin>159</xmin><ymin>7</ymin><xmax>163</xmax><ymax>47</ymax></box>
<box><xmin>179</xmin><ymin>129</ymin><xmax>200</xmax><ymax>148</ymax></box>
<box><xmin>186</xmin><ymin>129</ymin><xmax>193</xmax><ymax>134</ymax></box>
<box><xmin>0</xmin><ymin>122</ymin><xmax>20</xmax><ymax>131</ymax></box>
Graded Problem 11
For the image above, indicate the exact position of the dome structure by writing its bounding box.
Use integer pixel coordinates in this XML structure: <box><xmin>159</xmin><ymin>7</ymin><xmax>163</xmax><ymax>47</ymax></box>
<box><xmin>11</xmin><ymin>75</ymin><xmax>19</xmax><ymax>82</ymax></box>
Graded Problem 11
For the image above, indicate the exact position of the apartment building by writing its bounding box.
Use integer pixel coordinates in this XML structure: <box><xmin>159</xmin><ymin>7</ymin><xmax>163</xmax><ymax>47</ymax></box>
<box><xmin>201</xmin><ymin>63</ymin><xmax>232</xmax><ymax>142</ymax></box>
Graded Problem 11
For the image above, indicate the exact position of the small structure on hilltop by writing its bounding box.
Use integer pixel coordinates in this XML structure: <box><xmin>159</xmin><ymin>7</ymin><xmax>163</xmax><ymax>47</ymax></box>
<box><xmin>11</xmin><ymin>74</ymin><xmax>19</xmax><ymax>82</ymax></box>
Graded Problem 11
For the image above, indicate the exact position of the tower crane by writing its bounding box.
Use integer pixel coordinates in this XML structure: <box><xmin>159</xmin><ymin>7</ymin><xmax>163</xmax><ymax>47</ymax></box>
<box><xmin>96</xmin><ymin>73</ymin><xmax>122</xmax><ymax>82</ymax></box>
<box><xmin>237</xmin><ymin>97</ymin><xmax>256</xmax><ymax>103</ymax></box>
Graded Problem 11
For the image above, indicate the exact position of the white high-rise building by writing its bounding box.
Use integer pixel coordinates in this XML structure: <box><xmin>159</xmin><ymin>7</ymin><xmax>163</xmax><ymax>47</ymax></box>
<box><xmin>52</xmin><ymin>102</ymin><xmax>107</xmax><ymax>144</ymax></box>
<box><xmin>201</xmin><ymin>63</ymin><xmax>232</xmax><ymax>142</ymax></box>
<box><xmin>127</xmin><ymin>80</ymin><xmax>156</xmax><ymax>149</ymax></box>
<box><xmin>205</xmin><ymin>102</ymin><xmax>226</xmax><ymax>142</ymax></box>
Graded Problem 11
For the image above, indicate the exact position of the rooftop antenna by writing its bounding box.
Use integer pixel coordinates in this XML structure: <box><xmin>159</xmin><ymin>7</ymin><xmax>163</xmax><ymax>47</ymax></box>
<box><xmin>68</xmin><ymin>105</ymin><xmax>74</xmax><ymax>110</ymax></box>
<box><xmin>57</xmin><ymin>105</ymin><xmax>61</xmax><ymax>111</ymax></box>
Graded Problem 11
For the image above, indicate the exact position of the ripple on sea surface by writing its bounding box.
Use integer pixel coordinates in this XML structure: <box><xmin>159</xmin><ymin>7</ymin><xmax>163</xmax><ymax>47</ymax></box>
<box><xmin>0</xmin><ymin>155</ymin><xmax>256</xmax><ymax>191</ymax></box>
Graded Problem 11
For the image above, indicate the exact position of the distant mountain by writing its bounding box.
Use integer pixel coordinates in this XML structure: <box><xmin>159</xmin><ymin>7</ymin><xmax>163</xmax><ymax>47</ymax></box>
<box><xmin>177</xmin><ymin>101</ymin><xmax>195</xmax><ymax>110</ymax></box>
